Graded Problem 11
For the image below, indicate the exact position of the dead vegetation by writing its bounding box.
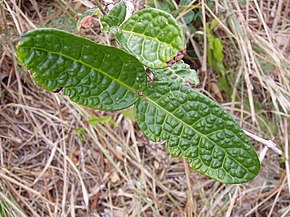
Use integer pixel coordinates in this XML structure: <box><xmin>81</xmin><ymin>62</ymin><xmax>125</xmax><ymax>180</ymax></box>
<box><xmin>0</xmin><ymin>0</ymin><xmax>289</xmax><ymax>216</ymax></box>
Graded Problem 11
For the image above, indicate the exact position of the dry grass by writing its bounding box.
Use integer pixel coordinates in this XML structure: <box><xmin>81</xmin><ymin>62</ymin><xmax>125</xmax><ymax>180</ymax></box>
<box><xmin>0</xmin><ymin>0</ymin><xmax>289</xmax><ymax>216</ymax></box>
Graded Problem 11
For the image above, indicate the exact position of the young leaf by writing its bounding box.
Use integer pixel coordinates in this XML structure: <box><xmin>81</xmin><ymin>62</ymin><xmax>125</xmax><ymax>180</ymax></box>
<box><xmin>151</xmin><ymin>60</ymin><xmax>199</xmax><ymax>85</ymax></box>
<box><xmin>77</xmin><ymin>7</ymin><xmax>101</xmax><ymax>31</ymax></box>
<box><xmin>16</xmin><ymin>28</ymin><xmax>147</xmax><ymax>111</ymax></box>
<box><xmin>207</xmin><ymin>46</ymin><xmax>214</xmax><ymax>67</ymax></box>
<box><xmin>213</xmin><ymin>38</ymin><xmax>224</xmax><ymax>63</ymax></box>
<box><xmin>88</xmin><ymin>116</ymin><xmax>115</xmax><ymax>125</ymax></box>
<box><xmin>135</xmin><ymin>81</ymin><xmax>260</xmax><ymax>184</ymax></box>
<box><xmin>100</xmin><ymin>1</ymin><xmax>126</xmax><ymax>32</ymax></box>
<box><xmin>115</xmin><ymin>8</ymin><xmax>186</xmax><ymax>68</ymax></box>
<box><xmin>121</xmin><ymin>107</ymin><xmax>135</xmax><ymax>121</ymax></box>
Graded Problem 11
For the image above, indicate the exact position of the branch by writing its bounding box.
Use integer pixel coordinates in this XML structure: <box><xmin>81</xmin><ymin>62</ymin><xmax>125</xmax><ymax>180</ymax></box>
<box><xmin>201</xmin><ymin>0</ymin><xmax>207</xmax><ymax>74</ymax></box>
<box><xmin>95</xmin><ymin>0</ymin><xmax>106</xmax><ymax>15</ymax></box>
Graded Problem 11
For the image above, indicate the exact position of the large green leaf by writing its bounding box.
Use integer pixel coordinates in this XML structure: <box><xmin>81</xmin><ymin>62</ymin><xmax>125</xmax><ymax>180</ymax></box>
<box><xmin>100</xmin><ymin>1</ymin><xmax>126</xmax><ymax>32</ymax></box>
<box><xmin>115</xmin><ymin>8</ymin><xmax>186</xmax><ymax>68</ymax></box>
<box><xmin>16</xmin><ymin>28</ymin><xmax>147</xmax><ymax>111</ymax></box>
<box><xmin>151</xmin><ymin>60</ymin><xmax>199</xmax><ymax>85</ymax></box>
<box><xmin>135</xmin><ymin>81</ymin><xmax>260</xmax><ymax>184</ymax></box>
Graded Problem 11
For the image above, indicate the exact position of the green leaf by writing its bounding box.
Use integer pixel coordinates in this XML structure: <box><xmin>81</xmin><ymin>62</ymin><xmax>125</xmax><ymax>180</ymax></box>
<box><xmin>115</xmin><ymin>8</ymin><xmax>186</xmax><ymax>68</ymax></box>
<box><xmin>100</xmin><ymin>1</ymin><xmax>126</xmax><ymax>32</ymax></box>
<box><xmin>88</xmin><ymin>116</ymin><xmax>115</xmax><ymax>125</ymax></box>
<box><xmin>217</xmin><ymin>76</ymin><xmax>233</xmax><ymax>100</ymax></box>
<box><xmin>214</xmin><ymin>62</ymin><xmax>226</xmax><ymax>76</ymax></box>
<box><xmin>135</xmin><ymin>81</ymin><xmax>260</xmax><ymax>184</ymax></box>
<box><xmin>207</xmin><ymin>47</ymin><xmax>213</xmax><ymax>67</ymax></box>
<box><xmin>16</xmin><ymin>28</ymin><xmax>147</xmax><ymax>111</ymax></box>
<box><xmin>74</xmin><ymin>127</ymin><xmax>86</xmax><ymax>140</ymax></box>
<box><xmin>210</xmin><ymin>19</ymin><xmax>219</xmax><ymax>32</ymax></box>
<box><xmin>213</xmin><ymin>38</ymin><xmax>224</xmax><ymax>63</ymax></box>
<box><xmin>151</xmin><ymin>61</ymin><xmax>199</xmax><ymax>85</ymax></box>
<box><xmin>207</xmin><ymin>33</ymin><xmax>215</xmax><ymax>49</ymax></box>
<box><xmin>121</xmin><ymin>107</ymin><xmax>135</xmax><ymax>121</ymax></box>
<box><xmin>179</xmin><ymin>0</ymin><xmax>195</xmax><ymax>24</ymax></box>
<box><xmin>148</xmin><ymin>0</ymin><xmax>175</xmax><ymax>13</ymax></box>
<box><xmin>77</xmin><ymin>6</ymin><xmax>101</xmax><ymax>31</ymax></box>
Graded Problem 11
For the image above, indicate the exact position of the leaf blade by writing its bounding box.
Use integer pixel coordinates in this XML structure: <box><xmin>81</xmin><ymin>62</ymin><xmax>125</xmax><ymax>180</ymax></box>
<box><xmin>151</xmin><ymin>60</ymin><xmax>199</xmax><ymax>85</ymax></box>
<box><xmin>135</xmin><ymin>81</ymin><xmax>260</xmax><ymax>184</ymax></box>
<box><xmin>116</xmin><ymin>8</ymin><xmax>186</xmax><ymax>68</ymax></box>
<box><xmin>17</xmin><ymin>28</ymin><xmax>147</xmax><ymax>111</ymax></box>
<box><xmin>100</xmin><ymin>1</ymin><xmax>126</xmax><ymax>32</ymax></box>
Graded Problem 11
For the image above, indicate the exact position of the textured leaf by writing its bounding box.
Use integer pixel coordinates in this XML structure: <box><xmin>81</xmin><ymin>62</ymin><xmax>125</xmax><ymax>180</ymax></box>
<box><xmin>148</xmin><ymin>0</ymin><xmax>175</xmax><ymax>13</ymax></box>
<box><xmin>115</xmin><ymin>8</ymin><xmax>186</xmax><ymax>68</ymax></box>
<box><xmin>135</xmin><ymin>81</ymin><xmax>260</xmax><ymax>184</ymax></box>
<box><xmin>77</xmin><ymin>6</ymin><xmax>101</xmax><ymax>31</ymax></box>
<box><xmin>100</xmin><ymin>1</ymin><xmax>126</xmax><ymax>32</ymax></box>
<box><xmin>16</xmin><ymin>28</ymin><xmax>147</xmax><ymax>111</ymax></box>
<box><xmin>151</xmin><ymin>60</ymin><xmax>199</xmax><ymax>85</ymax></box>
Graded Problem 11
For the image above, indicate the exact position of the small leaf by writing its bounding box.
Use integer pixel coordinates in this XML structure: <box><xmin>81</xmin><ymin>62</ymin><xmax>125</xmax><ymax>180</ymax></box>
<box><xmin>116</xmin><ymin>8</ymin><xmax>186</xmax><ymax>68</ymax></box>
<box><xmin>217</xmin><ymin>76</ymin><xmax>233</xmax><ymax>100</ymax></box>
<box><xmin>121</xmin><ymin>107</ymin><xmax>135</xmax><ymax>121</ymax></box>
<box><xmin>135</xmin><ymin>81</ymin><xmax>260</xmax><ymax>184</ymax></box>
<box><xmin>77</xmin><ymin>7</ymin><xmax>101</xmax><ymax>31</ymax></box>
<box><xmin>206</xmin><ymin>23</ymin><xmax>211</xmax><ymax>35</ymax></box>
<box><xmin>210</xmin><ymin>19</ymin><xmax>219</xmax><ymax>32</ymax></box>
<box><xmin>74</xmin><ymin>127</ymin><xmax>86</xmax><ymax>140</ymax></box>
<box><xmin>213</xmin><ymin>38</ymin><xmax>224</xmax><ymax>63</ymax></box>
<box><xmin>16</xmin><ymin>28</ymin><xmax>147</xmax><ymax>111</ymax></box>
<box><xmin>88</xmin><ymin>116</ymin><xmax>115</xmax><ymax>125</ymax></box>
<box><xmin>207</xmin><ymin>33</ymin><xmax>215</xmax><ymax>49</ymax></box>
<box><xmin>179</xmin><ymin>0</ymin><xmax>195</xmax><ymax>24</ymax></box>
<box><xmin>151</xmin><ymin>60</ymin><xmax>199</xmax><ymax>85</ymax></box>
<box><xmin>207</xmin><ymin>47</ymin><xmax>213</xmax><ymax>67</ymax></box>
<box><xmin>213</xmin><ymin>61</ymin><xmax>226</xmax><ymax>76</ymax></box>
<box><xmin>100</xmin><ymin>1</ymin><xmax>126</xmax><ymax>32</ymax></box>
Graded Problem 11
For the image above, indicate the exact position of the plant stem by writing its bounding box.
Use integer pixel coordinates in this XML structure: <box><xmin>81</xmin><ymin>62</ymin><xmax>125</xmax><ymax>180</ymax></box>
<box><xmin>201</xmin><ymin>0</ymin><xmax>207</xmax><ymax>74</ymax></box>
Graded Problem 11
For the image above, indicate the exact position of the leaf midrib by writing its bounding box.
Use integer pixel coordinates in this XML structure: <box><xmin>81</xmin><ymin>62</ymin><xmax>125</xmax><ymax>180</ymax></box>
<box><xmin>22</xmin><ymin>45</ymin><xmax>138</xmax><ymax>92</ymax></box>
<box><xmin>120</xmin><ymin>29</ymin><xmax>180</xmax><ymax>51</ymax></box>
<box><xmin>144</xmin><ymin>92</ymin><xmax>255</xmax><ymax>176</ymax></box>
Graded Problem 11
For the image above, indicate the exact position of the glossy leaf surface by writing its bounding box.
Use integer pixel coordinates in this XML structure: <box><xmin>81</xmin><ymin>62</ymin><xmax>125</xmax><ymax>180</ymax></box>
<box><xmin>151</xmin><ymin>61</ymin><xmax>199</xmax><ymax>85</ymax></box>
<box><xmin>16</xmin><ymin>28</ymin><xmax>147</xmax><ymax>111</ymax></box>
<box><xmin>116</xmin><ymin>8</ymin><xmax>186</xmax><ymax>68</ymax></box>
<box><xmin>135</xmin><ymin>81</ymin><xmax>260</xmax><ymax>183</ymax></box>
<box><xmin>100</xmin><ymin>1</ymin><xmax>126</xmax><ymax>32</ymax></box>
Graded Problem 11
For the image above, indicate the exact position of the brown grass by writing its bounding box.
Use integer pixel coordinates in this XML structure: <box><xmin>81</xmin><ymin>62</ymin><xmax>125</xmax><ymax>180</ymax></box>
<box><xmin>0</xmin><ymin>0</ymin><xmax>289</xmax><ymax>216</ymax></box>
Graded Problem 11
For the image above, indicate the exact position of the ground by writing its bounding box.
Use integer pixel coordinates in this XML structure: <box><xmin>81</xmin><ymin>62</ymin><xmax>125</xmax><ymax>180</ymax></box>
<box><xmin>0</xmin><ymin>0</ymin><xmax>289</xmax><ymax>216</ymax></box>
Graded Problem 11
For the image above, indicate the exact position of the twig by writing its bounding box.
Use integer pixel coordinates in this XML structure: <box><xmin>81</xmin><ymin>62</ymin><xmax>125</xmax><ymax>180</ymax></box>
<box><xmin>201</xmin><ymin>0</ymin><xmax>207</xmax><ymax>74</ymax></box>
<box><xmin>284</xmin><ymin>118</ymin><xmax>290</xmax><ymax>195</ymax></box>
<box><xmin>243</xmin><ymin>129</ymin><xmax>283</xmax><ymax>155</ymax></box>
<box><xmin>95</xmin><ymin>0</ymin><xmax>106</xmax><ymax>15</ymax></box>
<box><xmin>183</xmin><ymin>158</ymin><xmax>194</xmax><ymax>217</ymax></box>
<box><xmin>272</xmin><ymin>0</ymin><xmax>283</xmax><ymax>28</ymax></box>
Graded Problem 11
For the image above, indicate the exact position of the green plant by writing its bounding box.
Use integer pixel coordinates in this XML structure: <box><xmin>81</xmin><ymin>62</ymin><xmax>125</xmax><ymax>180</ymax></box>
<box><xmin>206</xmin><ymin>20</ymin><xmax>226</xmax><ymax>75</ymax></box>
<box><xmin>16</xmin><ymin>2</ymin><xmax>260</xmax><ymax>184</ymax></box>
